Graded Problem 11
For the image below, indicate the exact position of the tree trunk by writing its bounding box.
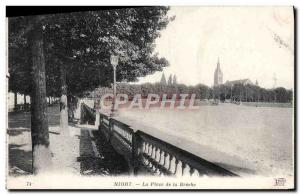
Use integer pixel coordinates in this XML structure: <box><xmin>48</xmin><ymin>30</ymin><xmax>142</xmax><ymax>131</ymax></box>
<box><xmin>14</xmin><ymin>92</ymin><xmax>17</xmax><ymax>111</ymax></box>
<box><xmin>67</xmin><ymin>94</ymin><xmax>75</xmax><ymax>122</ymax></box>
<box><xmin>60</xmin><ymin>64</ymin><xmax>69</xmax><ymax>135</ymax></box>
<box><xmin>24</xmin><ymin>94</ymin><xmax>27</xmax><ymax>110</ymax></box>
<box><xmin>24</xmin><ymin>94</ymin><xmax>27</xmax><ymax>105</ymax></box>
<box><xmin>29</xmin><ymin>16</ymin><xmax>52</xmax><ymax>174</ymax></box>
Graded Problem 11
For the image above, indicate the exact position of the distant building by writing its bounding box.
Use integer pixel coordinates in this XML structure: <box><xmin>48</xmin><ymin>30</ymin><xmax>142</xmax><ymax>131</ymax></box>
<box><xmin>214</xmin><ymin>58</ymin><xmax>223</xmax><ymax>86</ymax></box>
<box><xmin>213</xmin><ymin>58</ymin><xmax>254</xmax><ymax>87</ymax></box>
<box><xmin>225</xmin><ymin>79</ymin><xmax>253</xmax><ymax>86</ymax></box>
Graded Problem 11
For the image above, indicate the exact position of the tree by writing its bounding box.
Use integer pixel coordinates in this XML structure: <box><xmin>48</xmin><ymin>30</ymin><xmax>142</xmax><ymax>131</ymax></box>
<box><xmin>274</xmin><ymin>87</ymin><xmax>289</xmax><ymax>103</ymax></box>
<box><xmin>173</xmin><ymin>74</ymin><xmax>177</xmax><ymax>85</ymax></box>
<box><xmin>47</xmin><ymin>8</ymin><xmax>172</xmax><ymax>94</ymax></box>
<box><xmin>195</xmin><ymin>84</ymin><xmax>210</xmax><ymax>100</ymax></box>
<box><xmin>59</xmin><ymin>64</ymin><xmax>69</xmax><ymax>134</ymax></box>
<box><xmin>11</xmin><ymin>7</ymin><xmax>173</xmax><ymax>96</ymax></box>
<box><xmin>9</xmin><ymin>7</ymin><xmax>173</xmax><ymax>133</ymax></box>
<box><xmin>167</xmin><ymin>74</ymin><xmax>172</xmax><ymax>85</ymax></box>
<box><xmin>160</xmin><ymin>72</ymin><xmax>167</xmax><ymax>85</ymax></box>
<box><xmin>287</xmin><ymin>89</ymin><xmax>293</xmax><ymax>103</ymax></box>
<box><xmin>28</xmin><ymin>15</ymin><xmax>52</xmax><ymax>174</ymax></box>
<box><xmin>8</xmin><ymin>7</ymin><xmax>173</xmax><ymax>174</ymax></box>
<box><xmin>46</xmin><ymin>8</ymin><xmax>172</xmax><ymax>129</ymax></box>
<box><xmin>8</xmin><ymin>18</ymin><xmax>32</xmax><ymax>108</ymax></box>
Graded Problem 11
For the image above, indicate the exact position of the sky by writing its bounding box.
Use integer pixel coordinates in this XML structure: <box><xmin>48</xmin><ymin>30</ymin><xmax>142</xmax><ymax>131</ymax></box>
<box><xmin>136</xmin><ymin>6</ymin><xmax>294</xmax><ymax>89</ymax></box>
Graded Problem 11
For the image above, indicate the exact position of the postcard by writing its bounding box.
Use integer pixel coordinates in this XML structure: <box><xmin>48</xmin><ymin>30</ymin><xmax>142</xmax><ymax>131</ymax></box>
<box><xmin>6</xmin><ymin>6</ymin><xmax>295</xmax><ymax>190</ymax></box>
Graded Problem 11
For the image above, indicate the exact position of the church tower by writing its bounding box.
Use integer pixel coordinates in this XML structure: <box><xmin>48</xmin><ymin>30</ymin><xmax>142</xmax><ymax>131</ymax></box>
<box><xmin>214</xmin><ymin>58</ymin><xmax>223</xmax><ymax>86</ymax></box>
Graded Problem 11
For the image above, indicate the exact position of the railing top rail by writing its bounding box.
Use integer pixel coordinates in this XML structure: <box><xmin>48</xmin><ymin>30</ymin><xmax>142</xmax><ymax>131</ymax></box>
<box><xmin>137</xmin><ymin>130</ymin><xmax>238</xmax><ymax>177</ymax></box>
<box><xmin>110</xmin><ymin>118</ymin><xmax>134</xmax><ymax>134</ymax></box>
<box><xmin>98</xmin><ymin>110</ymin><xmax>238</xmax><ymax>177</ymax></box>
<box><xmin>82</xmin><ymin>103</ymin><xmax>94</xmax><ymax>111</ymax></box>
<box><xmin>100</xmin><ymin>112</ymin><xmax>110</xmax><ymax>120</ymax></box>
<box><xmin>99</xmin><ymin>113</ymin><xmax>134</xmax><ymax>134</ymax></box>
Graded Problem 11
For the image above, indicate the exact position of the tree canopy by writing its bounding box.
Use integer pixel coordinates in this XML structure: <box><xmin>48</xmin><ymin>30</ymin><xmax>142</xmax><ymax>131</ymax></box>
<box><xmin>8</xmin><ymin>7</ymin><xmax>173</xmax><ymax>97</ymax></box>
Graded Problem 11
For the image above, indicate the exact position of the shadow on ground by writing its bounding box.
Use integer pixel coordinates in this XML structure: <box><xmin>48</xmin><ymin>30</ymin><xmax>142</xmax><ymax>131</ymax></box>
<box><xmin>7</xmin><ymin>106</ymin><xmax>60</xmax><ymax>176</ymax></box>
<box><xmin>8</xmin><ymin>144</ymin><xmax>32</xmax><ymax>176</ymax></box>
<box><xmin>8</xmin><ymin>105</ymin><xmax>60</xmax><ymax>129</ymax></box>
<box><xmin>7</xmin><ymin>129</ymin><xmax>30</xmax><ymax>137</ymax></box>
<box><xmin>8</xmin><ymin>112</ymin><xmax>31</xmax><ymax>130</ymax></box>
<box><xmin>8</xmin><ymin>106</ymin><xmax>129</xmax><ymax>177</ymax></box>
<box><xmin>77</xmin><ymin>129</ymin><xmax>129</xmax><ymax>176</ymax></box>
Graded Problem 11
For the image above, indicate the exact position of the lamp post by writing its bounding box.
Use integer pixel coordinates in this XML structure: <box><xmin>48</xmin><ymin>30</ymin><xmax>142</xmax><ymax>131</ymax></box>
<box><xmin>110</xmin><ymin>54</ymin><xmax>119</xmax><ymax>117</ymax></box>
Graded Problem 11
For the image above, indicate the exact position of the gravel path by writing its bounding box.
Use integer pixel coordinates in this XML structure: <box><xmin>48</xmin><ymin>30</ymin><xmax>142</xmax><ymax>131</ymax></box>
<box><xmin>7</xmin><ymin>105</ymin><xmax>128</xmax><ymax>176</ymax></box>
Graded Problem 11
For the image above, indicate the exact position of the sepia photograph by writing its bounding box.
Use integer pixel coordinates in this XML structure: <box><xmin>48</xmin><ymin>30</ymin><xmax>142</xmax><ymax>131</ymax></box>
<box><xmin>6</xmin><ymin>5</ymin><xmax>295</xmax><ymax>190</ymax></box>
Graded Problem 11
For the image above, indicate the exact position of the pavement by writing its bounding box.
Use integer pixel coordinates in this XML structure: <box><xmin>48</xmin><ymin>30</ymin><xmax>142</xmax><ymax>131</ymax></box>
<box><xmin>7</xmin><ymin>105</ymin><xmax>129</xmax><ymax>176</ymax></box>
<box><xmin>77</xmin><ymin>127</ymin><xmax>129</xmax><ymax>176</ymax></box>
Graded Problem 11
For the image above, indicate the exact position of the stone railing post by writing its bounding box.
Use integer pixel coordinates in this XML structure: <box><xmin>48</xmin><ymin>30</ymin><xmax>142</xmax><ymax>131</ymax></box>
<box><xmin>99</xmin><ymin>114</ymin><xmax>103</xmax><ymax>131</ymax></box>
<box><xmin>132</xmin><ymin>132</ymin><xmax>142</xmax><ymax>176</ymax></box>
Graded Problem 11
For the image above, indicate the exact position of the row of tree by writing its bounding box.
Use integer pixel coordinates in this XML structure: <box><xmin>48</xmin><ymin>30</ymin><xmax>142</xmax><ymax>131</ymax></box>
<box><xmin>213</xmin><ymin>83</ymin><xmax>293</xmax><ymax>103</ymax></box>
<box><xmin>91</xmin><ymin>82</ymin><xmax>293</xmax><ymax>103</ymax></box>
<box><xmin>8</xmin><ymin>7</ymin><xmax>173</xmax><ymax>173</ymax></box>
<box><xmin>160</xmin><ymin>73</ymin><xmax>177</xmax><ymax>85</ymax></box>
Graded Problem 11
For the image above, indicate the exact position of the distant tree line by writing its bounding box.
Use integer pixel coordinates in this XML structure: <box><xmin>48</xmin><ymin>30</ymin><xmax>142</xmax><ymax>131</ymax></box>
<box><xmin>213</xmin><ymin>83</ymin><xmax>293</xmax><ymax>103</ymax></box>
<box><xmin>92</xmin><ymin>81</ymin><xmax>293</xmax><ymax>103</ymax></box>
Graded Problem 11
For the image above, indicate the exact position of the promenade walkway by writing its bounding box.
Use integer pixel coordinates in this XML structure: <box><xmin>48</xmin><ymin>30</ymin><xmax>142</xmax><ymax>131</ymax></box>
<box><xmin>7</xmin><ymin>105</ymin><xmax>128</xmax><ymax>176</ymax></box>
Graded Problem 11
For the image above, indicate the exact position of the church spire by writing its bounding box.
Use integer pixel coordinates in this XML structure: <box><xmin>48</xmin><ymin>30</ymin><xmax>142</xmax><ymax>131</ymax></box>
<box><xmin>214</xmin><ymin>57</ymin><xmax>223</xmax><ymax>86</ymax></box>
